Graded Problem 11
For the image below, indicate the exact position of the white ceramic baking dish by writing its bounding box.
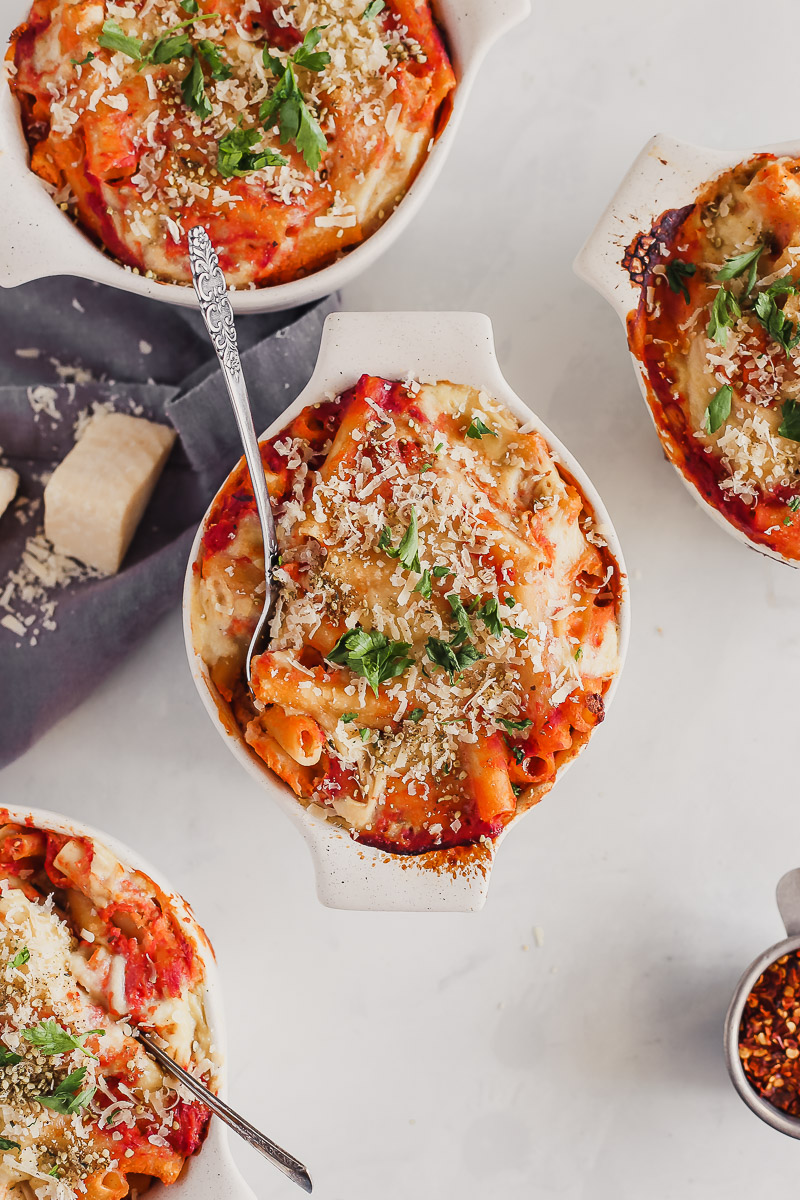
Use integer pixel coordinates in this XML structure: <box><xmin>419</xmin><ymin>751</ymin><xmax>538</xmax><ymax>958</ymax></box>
<box><xmin>575</xmin><ymin>132</ymin><xmax>800</xmax><ymax>568</ymax></box>
<box><xmin>0</xmin><ymin>0</ymin><xmax>529</xmax><ymax>314</ymax></box>
<box><xmin>182</xmin><ymin>310</ymin><xmax>631</xmax><ymax>913</ymax></box>
<box><xmin>0</xmin><ymin>803</ymin><xmax>257</xmax><ymax>1200</ymax></box>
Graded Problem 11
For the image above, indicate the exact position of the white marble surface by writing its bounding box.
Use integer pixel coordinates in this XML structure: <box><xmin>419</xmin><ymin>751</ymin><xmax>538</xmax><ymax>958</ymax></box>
<box><xmin>6</xmin><ymin>1</ymin><xmax>800</xmax><ymax>1195</ymax></box>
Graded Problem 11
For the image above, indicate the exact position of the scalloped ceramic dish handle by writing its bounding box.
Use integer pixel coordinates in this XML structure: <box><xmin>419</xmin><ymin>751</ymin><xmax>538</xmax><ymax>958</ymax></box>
<box><xmin>0</xmin><ymin>0</ymin><xmax>530</xmax><ymax>314</ymax></box>
<box><xmin>574</xmin><ymin>131</ymin><xmax>800</xmax><ymax>569</ymax></box>
<box><xmin>0</xmin><ymin>804</ymin><xmax>257</xmax><ymax>1200</ymax></box>
<box><xmin>182</xmin><ymin>311</ymin><xmax>630</xmax><ymax>913</ymax></box>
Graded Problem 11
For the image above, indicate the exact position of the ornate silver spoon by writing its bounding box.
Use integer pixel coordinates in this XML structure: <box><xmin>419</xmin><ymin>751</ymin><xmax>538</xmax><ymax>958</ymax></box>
<box><xmin>134</xmin><ymin>1028</ymin><xmax>312</xmax><ymax>1193</ymax></box>
<box><xmin>188</xmin><ymin>225</ymin><xmax>279</xmax><ymax>684</ymax></box>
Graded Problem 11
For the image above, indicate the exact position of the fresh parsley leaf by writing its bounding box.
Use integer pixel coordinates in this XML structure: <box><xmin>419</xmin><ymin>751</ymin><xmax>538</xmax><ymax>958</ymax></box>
<box><xmin>432</xmin><ymin>565</ymin><xmax>450</xmax><ymax>579</ymax></box>
<box><xmin>502</xmin><ymin>595</ymin><xmax>515</xmax><ymax>607</ymax></box>
<box><xmin>476</xmin><ymin>596</ymin><xmax>504</xmax><ymax>637</ymax></box>
<box><xmin>340</xmin><ymin>712</ymin><xmax>357</xmax><ymax>723</ymax></box>
<box><xmin>36</xmin><ymin>1066</ymin><xmax>95</xmax><ymax>1116</ymax></box>
<box><xmin>9</xmin><ymin>947</ymin><xmax>29</xmax><ymax>969</ymax></box>
<box><xmin>379</xmin><ymin>508</ymin><xmax>420</xmax><ymax>571</ymax></box>
<box><xmin>328</xmin><ymin>627</ymin><xmax>413</xmax><ymax>696</ymax></box>
<box><xmin>180</xmin><ymin>0</ymin><xmax>199</xmax><ymax>10</ymax></box>
<box><xmin>197</xmin><ymin>38</ymin><xmax>232</xmax><ymax>80</ymax></box>
<box><xmin>181</xmin><ymin>54</ymin><xmax>212</xmax><ymax>118</ymax></box>
<box><xmin>71</xmin><ymin>51</ymin><xmax>95</xmax><ymax>66</ymax></box>
<box><xmin>362</xmin><ymin>0</ymin><xmax>386</xmax><ymax>18</ymax></box>
<box><xmin>446</xmin><ymin>594</ymin><xmax>473</xmax><ymax>646</ymax></box>
<box><xmin>466</xmin><ymin>415</ymin><xmax>496</xmax><ymax>439</ymax></box>
<box><xmin>507</xmin><ymin>628</ymin><xmax>528</xmax><ymax>639</ymax></box>
<box><xmin>574</xmin><ymin>647</ymin><xmax>583</xmax><ymax>660</ymax></box>
<box><xmin>0</xmin><ymin>1138</ymin><xmax>20</xmax><ymax>1151</ymax></box>
<box><xmin>779</xmin><ymin>399</ymin><xmax>800</xmax><ymax>442</ymax></box>
<box><xmin>414</xmin><ymin>569</ymin><xmax>432</xmax><ymax>599</ymax></box>
<box><xmin>147</xmin><ymin>29</ymin><xmax>192</xmax><ymax>64</ymax></box>
<box><xmin>509</xmin><ymin>746</ymin><xmax>525</xmax><ymax>766</ymax></box>
<box><xmin>21</xmin><ymin>1019</ymin><xmax>104</xmax><ymax>1060</ymax></box>
<box><xmin>359</xmin><ymin>727</ymin><xmax>371</xmax><ymax>743</ymax></box>
<box><xmin>754</xmin><ymin>290</ymin><xmax>800</xmax><ymax>357</ymax></box>
<box><xmin>425</xmin><ymin>637</ymin><xmax>483</xmax><ymax>682</ymax></box>
<box><xmin>291</xmin><ymin>26</ymin><xmax>332</xmax><ymax>73</ymax></box>
<box><xmin>0</xmin><ymin>1047</ymin><xmax>22</xmax><ymax>1067</ymax></box>
<box><xmin>260</xmin><ymin>32</ymin><xmax>329</xmax><ymax>171</ymax></box>
<box><xmin>665</xmin><ymin>259</ymin><xmax>696</xmax><ymax>303</ymax></box>
<box><xmin>717</xmin><ymin>244</ymin><xmax>764</xmax><ymax>295</ymax></box>
<box><xmin>702</xmin><ymin>384</ymin><xmax>732</xmax><ymax>435</ymax></box>
<box><xmin>217</xmin><ymin>124</ymin><xmax>286</xmax><ymax>176</ymax></box>
<box><xmin>409</xmin><ymin>708</ymin><xmax>424</xmax><ymax>722</ymax></box>
<box><xmin>496</xmin><ymin>717</ymin><xmax>532</xmax><ymax>733</ymax></box>
<box><xmin>764</xmin><ymin>276</ymin><xmax>799</xmax><ymax>299</ymax></box>
<box><xmin>707</xmin><ymin>286</ymin><xmax>741</xmax><ymax>346</ymax></box>
<box><xmin>97</xmin><ymin>19</ymin><xmax>142</xmax><ymax>59</ymax></box>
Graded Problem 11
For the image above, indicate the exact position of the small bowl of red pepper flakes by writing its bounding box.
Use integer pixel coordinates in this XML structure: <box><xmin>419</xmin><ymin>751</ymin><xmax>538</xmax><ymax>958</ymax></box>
<box><xmin>725</xmin><ymin>869</ymin><xmax>800</xmax><ymax>1138</ymax></box>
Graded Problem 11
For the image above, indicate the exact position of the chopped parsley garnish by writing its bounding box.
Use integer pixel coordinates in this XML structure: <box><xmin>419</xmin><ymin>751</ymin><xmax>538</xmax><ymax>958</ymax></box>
<box><xmin>788</xmin><ymin>496</ymin><xmax>800</xmax><ymax>512</ymax></box>
<box><xmin>0</xmin><ymin>1047</ymin><xmax>22</xmax><ymax>1067</ymax></box>
<box><xmin>409</xmin><ymin>708</ymin><xmax>424</xmax><ymax>722</ymax></box>
<box><xmin>36</xmin><ymin>1066</ymin><xmax>95</xmax><ymax>1116</ymax></box>
<box><xmin>425</xmin><ymin>637</ymin><xmax>483</xmax><ymax>682</ymax></box>
<box><xmin>432</xmin><ymin>565</ymin><xmax>450</xmax><ymax>578</ymax></box>
<box><xmin>260</xmin><ymin>27</ymin><xmax>330</xmax><ymax>172</ymax></box>
<box><xmin>717</xmin><ymin>244</ymin><xmax>764</xmax><ymax>295</ymax></box>
<box><xmin>9</xmin><ymin>947</ymin><xmax>29</xmax><ymax>969</ymax></box>
<box><xmin>71</xmin><ymin>51</ymin><xmax>95</xmax><ymax>66</ymax></box>
<box><xmin>362</xmin><ymin>0</ymin><xmax>386</xmax><ymax>18</ymax></box>
<box><xmin>0</xmin><ymin>1138</ymin><xmax>20</xmax><ymax>1151</ymax></box>
<box><xmin>509</xmin><ymin>746</ymin><xmax>526</xmax><ymax>765</ymax></box>
<box><xmin>180</xmin><ymin>0</ymin><xmax>199</xmax><ymax>11</ymax></box>
<box><xmin>496</xmin><ymin>717</ymin><xmax>532</xmax><ymax>733</ymax></box>
<box><xmin>434</xmin><ymin>442</ymin><xmax>444</xmax><ymax>453</ymax></box>
<box><xmin>329</xmin><ymin>627</ymin><xmax>413</xmax><ymax>696</ymax></box>
<box><xmin>147</xmin><ymin>28</ymin><xmax>192</xmax><ymax>64</ymax></box>
<box><xmin>754</xmin><ymin>290</ymin><xmax>800</xmax><ymax>357</ymax></box>
<box><xmin>181</xmin><ymin>54</ymin><xmax>212</xmax><ymax>118</ymax></box>
<box><xmin>379</xmin><ymin>507</ymin><xmax>421</xmax><ymax>571</ymax></box>
<box><xmin>502</xmin><ymin>595</ymin><xmax>515</xmax><ymax>607</ymax></box>
<box><xmin>21</xmin><ymin>1019</ymin><xmax>104</xmax><ymax>1060</ymax></box>
<box><xmin>97</xmin><ymin>19</ymin><xmax>142</xmax><ymax>60</ymax></box>
<box><xmin>359</xmin><ymin>727</ymin><xmax>371</xmax><ymax>743</ymax></box>
<box><xmin>702</xmin><ymin>384</ymin><xmax>732</xmax><ymax>435</ymax></box>
<box><xmin>446</xmin><ymin>594</ymin><xmax>473</xmax><ymax>646</ymax></box>
<box><xmin>217</xmin><ymin>124</ymin><xmax>286</xmax><ymax>177</ymax></box>
<box><xmin>340</xmin><ymin>712</ymin><xmax>357</xmax><ymax>723</ymax></box>
<box><xmin>197</xmin><ymin>38</ymin><xmax>232</xmax><ymax>80</ymax></box>
<box><xmin>507</xmin><ymin>628</ymin><xmax>528</xmax><ymax>639</ymax></box>
<box><xmin>414</xmin><ymin>569</ymin><xmax>432</xmax><ymax>599</ymax></box>
<box><xmin>466</xmin><ymin>415</ymin><xmax>496</xmax><ymax>439</ymax></box>
<box><xmin>574</xmin><ymin>646</ymin><xmax>583</xmax><ymax>660</ymax></box>
<box><xmin>779</xmin><ymin>399</ymin><xmax>800</xmax><ymax>442</ymax></box>
<box><xmin>665</xmin><ymin>259</ymin><xmax>696</xmax><ymax>303</ymax></box>
<box><xmin>476</xmin><ymin>596</ymin><xmax>504</xmax><ymax>637</ymax></box>
<box><xmin>707</xmin><ymin>286</ymin><xmax>741</xmax><ymax>346</ymax></box>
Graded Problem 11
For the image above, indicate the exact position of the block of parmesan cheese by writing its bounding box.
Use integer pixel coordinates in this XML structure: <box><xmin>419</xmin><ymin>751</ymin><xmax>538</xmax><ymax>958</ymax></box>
<box><xmin>0</xmin><ymin>468</ymin><xmax>19</xmax><ymax>520</ymax></box>
<box><xmin>44</xmin><ymin>413</ymin><xmax>176</xmax><ymax>575</ymax></box>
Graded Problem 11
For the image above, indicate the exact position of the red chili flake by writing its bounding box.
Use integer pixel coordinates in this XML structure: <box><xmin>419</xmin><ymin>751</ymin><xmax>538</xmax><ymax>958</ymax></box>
<box><xmin>739</xmin><ymin>950</ymin><xmax>800</xmax><ymax>1116</ymax></box>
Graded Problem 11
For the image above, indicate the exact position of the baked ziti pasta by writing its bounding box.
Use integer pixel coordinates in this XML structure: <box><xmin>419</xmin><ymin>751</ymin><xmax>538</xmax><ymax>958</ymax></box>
<box><xmin>626</xmin><ymin>154</ymin><xmax>800</xmax><ymax>559</ymax></box>
<box><xmin>191</xmin><ymin>376</ymin><xmax>622</xmax><ymax>855</ymax></box>
<box><xmin>8</xmin><ymin>0</ymin><xmax>455</xmax><ymax>287</ymax></box>
<box><xmin>0</xmin><ymin>815</ymin><xmax>217</xmax><ymax>1199</ymax></box>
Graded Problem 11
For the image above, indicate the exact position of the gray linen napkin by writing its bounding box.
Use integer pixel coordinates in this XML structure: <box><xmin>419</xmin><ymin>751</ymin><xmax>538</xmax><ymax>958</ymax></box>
<box><xmin>0</xmin><ymin>276</ymin><xmax>337</xmax><ymax>767</ymax></box>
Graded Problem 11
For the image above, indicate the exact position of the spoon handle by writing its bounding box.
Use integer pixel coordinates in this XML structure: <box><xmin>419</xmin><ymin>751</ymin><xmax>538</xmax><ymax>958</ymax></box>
<box><xmin>134</xmin><ymin>1030</ymin><xmax>312</xmax><ymax>1193</ymax></box>
<box><xmin>187</xmin><ymin>226</ymin><xmax>278</xmax><ymax>568</ymax></box>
